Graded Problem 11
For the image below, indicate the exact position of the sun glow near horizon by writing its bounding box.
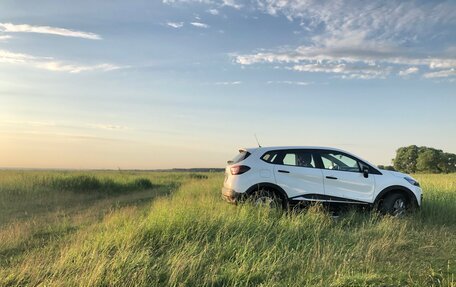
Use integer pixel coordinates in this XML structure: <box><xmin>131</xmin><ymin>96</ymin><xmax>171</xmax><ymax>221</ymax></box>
<box><xmin>1</xmin><ymin>0</ymin><xmax>455</xmax><ymax>169</ymax></box>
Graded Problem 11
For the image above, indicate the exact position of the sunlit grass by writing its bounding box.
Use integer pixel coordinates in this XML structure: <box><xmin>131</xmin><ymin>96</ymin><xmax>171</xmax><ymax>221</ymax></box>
<box><xmin>0</xmin><ymin>171</ymin><xmax>455</xmax><ymax>286</ymax></box>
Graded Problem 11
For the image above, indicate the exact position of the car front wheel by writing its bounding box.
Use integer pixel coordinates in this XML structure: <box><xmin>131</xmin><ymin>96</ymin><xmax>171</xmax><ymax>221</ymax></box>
<box><xmin>380</xmin><ymin>193</ymin><xmax>409</xmax><ymax>217</ymax></box>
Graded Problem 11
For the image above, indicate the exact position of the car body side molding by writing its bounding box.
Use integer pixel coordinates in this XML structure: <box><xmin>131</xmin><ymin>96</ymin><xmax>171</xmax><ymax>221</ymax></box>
<box><xmin>289</xmin><ymin>193</ymin><xmax>370</xmax><ymax>204</ymax></box>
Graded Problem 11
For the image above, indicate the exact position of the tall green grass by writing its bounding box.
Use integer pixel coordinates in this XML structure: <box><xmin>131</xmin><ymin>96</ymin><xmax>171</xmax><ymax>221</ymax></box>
<box><xmin>0</xmin><ymin>171</ymin><xmax>455</xmax><ymax>286</ymax></box>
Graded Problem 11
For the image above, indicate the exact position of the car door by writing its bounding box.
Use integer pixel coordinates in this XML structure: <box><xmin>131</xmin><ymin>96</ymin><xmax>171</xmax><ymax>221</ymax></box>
<box><xmin>273</xmin><ymin>149</ymin><xmax>324</xmax><ymax>199</ymax></box>
<box><xmin>316</xmin><ymin>150</ymin><xmax>375</xmax><ymax>202</ymax></box>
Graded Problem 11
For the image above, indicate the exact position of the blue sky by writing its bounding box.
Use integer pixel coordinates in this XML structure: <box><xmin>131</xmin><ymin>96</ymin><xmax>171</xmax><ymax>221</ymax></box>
<box><xmin>0</xmin><ymin>0</ymin><xmax>455</xmax><ymax>169</ymax></box>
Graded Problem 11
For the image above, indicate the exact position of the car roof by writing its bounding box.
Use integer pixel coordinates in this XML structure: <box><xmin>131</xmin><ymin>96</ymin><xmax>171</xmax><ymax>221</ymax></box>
<box><xmin>241</xmin><ymin>146</ymin><xmax>347</xmax><ymax>153</ymax></box>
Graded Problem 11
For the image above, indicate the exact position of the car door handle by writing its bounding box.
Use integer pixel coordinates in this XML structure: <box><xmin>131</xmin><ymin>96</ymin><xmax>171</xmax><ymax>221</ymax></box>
<box><xmin>326</xmin><ymin>176</ymin><xmax>338</xmax><ymax>180</ymax></box>
<box><xmin>278</xmin><ymin>170</ymin><xmax>290</xmax><ymax>173</ymax></box>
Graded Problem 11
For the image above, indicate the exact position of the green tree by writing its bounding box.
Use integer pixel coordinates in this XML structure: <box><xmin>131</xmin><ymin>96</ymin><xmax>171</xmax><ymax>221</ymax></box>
<box><xmin>393</xmin><ymin>145</ymin><xmax>419</xmax><ymax>173</ymax></box>
<box><xmin>377</xmin><ymin>165</ymin><xmax>396</xmax><ymax>171</ymax></box>
<box><xmin>393</xmin><ymin>145</ymin><xmax>456</xmax><ymax>173</ymax></box>
<box><xmin>438</xmin><ymin>153</ymin><xmax>456</xmax><ymax>173</ymax></box>
<box><xmin>416</xmin><ymin>148</ymin><xmax>442</xmax><ymax>173</ymax></box>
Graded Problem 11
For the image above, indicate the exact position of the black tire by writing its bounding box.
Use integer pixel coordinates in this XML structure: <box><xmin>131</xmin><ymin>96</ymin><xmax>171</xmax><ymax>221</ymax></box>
<box><xmin>379</xmin><ymin>193</ymin><xmax>409</xmax><ymax>217</ymax></box>
<box><xmin>251</xmin><ymin>189</ymin><xmax>285</xmax><ymax>210</ymax></box>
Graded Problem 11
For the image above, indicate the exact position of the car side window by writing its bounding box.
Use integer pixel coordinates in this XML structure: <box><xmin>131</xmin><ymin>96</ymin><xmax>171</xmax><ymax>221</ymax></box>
<box><xmin>280</xmin><ymin>151</ymin><xmax>316</xmax><ymax>168</ymax></box>
<box><xmin>261</xmin><ymin>152</ymin><xmax>278</xmax><ymax>163</ymax></box>
<box><xmin>283</xmin><ymin>153</ymin><xmax>296</xmax><ymax>165</ymax></box>
<box><xmin>320</xmin><ymin>152</ymin><xmax>360</xmax><ymax>172</ymax></box>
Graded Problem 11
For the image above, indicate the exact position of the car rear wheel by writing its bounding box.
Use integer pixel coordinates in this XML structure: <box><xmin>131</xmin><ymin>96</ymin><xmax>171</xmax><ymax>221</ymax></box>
<box><xmin>251</xmin><ymin>189</ymin><xmax>284</xmax><ymax>210</ymax></box>
<box><xmin>380</xmin><ymin>193</ymin><xmax>409</xmax><ymax>217</ymax></box>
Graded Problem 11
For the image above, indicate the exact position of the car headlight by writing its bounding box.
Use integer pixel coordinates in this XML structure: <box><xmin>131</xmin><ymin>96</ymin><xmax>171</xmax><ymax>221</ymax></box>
<box><xmin>404</xmin><ymin>177</ymin><xmax>420</xmax><ymax>187</ymax></box>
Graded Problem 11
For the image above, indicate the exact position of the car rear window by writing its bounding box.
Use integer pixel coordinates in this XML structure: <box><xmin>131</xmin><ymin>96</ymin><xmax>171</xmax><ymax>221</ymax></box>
<box><xmin>230</xmin><ymin>150</ymin><xmax>251</xmax><ymax>164</ymax></box>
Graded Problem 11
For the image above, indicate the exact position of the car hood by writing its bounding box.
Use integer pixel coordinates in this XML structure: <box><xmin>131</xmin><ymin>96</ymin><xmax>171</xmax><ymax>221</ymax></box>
<box><xmin>380</xmin><ymin>170</ymin><xmax>417</xmax><ymax>181</ymax></box>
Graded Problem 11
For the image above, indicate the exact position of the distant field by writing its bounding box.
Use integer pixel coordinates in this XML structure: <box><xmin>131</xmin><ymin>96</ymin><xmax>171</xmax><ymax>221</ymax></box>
<box><xmin>0</xmin><ymin>171</ymin><xmax>455</xmax><ymax>286</ymax></box>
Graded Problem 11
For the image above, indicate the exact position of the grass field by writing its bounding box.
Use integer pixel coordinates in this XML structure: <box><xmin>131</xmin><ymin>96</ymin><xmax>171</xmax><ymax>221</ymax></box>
<box><xmin>0</xmin><ymin>171</ymin><xmax>455</xmax><ymax>286</ymax></box>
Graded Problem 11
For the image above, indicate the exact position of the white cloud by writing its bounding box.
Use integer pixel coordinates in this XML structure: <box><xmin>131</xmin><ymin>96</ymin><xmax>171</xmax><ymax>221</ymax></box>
<box><xmin>235</xmin><ymin>44</ymin><xmax>456</xmax><ymax>68</ymax></box>
<box><xmin>167</xmin><ymin>22</ymin><xmax>184</xmax><ymax>28</ymax></box>
<box><xmin>207</xmin><ymin>9</ymin><xmax>219</xmax><ymax>15</ymax></box>
<box><xmin>0</xmin><ymin>23</ymin><xmax>101</xmax><ymax>40</ymax></box>
<box><xmin>163</xmin><ymin>0</ymin><xmax>213</xmax><ymax>4</ymax></box>
<box><xmin>3</xmin><ymin>120</ymin><xmax>128</xmax><ymax>131</ymax></box>
<box><xmin>291</xmin><ymin>62</ymin><xmax>391</xmax><ymax>79</ymax></box>
<box><xmin>267</xmin><ymin>80</ymin><xmax>311</xmax><ymax>86</ymax></box>
<box><xmin>0</xmin><ymin>49</ymin><xmax>123</xmax><ymax>73</ymax></box>
<box><xmin>0</xmin><ymin>35</ymin><xmax>12</xmax><ymax>41</ymax></box>
<box><xmin>163</xmin><ymin>0</ymin><xmax>456</xmax><ymax>81</ymax></box>
<box><xmin>254</xmin><ymin>0</ymin><xmax>455</xmax><ymax>42</ymax></box>
<box><xmin>398</xmin><ymin>67</ymin><xmax>419</xmax><ymax>77</ymax></box>
<box><xmin>36</xmin><ymin>62</ymin><xmax>121</xmax><ymax>73</ymax></box>
<box><xmin>190</xmin><ymin>22</ymin><xmax>210</xmax><ymax>28</ymax></box>
<box><xmin>88</xmin><ymin>124</ymin><xmax>128</xmax><ymax>130</ymax></box>
<box><xmin>163</xmin><ymin>0</ymin><xmax>242</xmax><ymax>9</ymax></box>
<box><xmin>222</xmin><ymin>0</ymin><xmax>242</xmax><ymax>9</ymax></box>
<box><xmin>214</xmin><ymin>81</ymin><xmax>242</xmax><ymax>85</ymax></box>
<box><xmin>3</xmin><ymin>120</ymin><xmax>57</xmax><ymax>127</ymax></box>
<box><xmin>423</xmin><ymin>69</ymin><xmax>456</xmax><ymax>79</ymax></box>
<box><xmin>234</xmin><ymin>45</ymin><xmax>456</xmax><ymax>80</ymax></box>
<box><xmin>0</xmin><ymin>49</ymin><xmax>41</xmax><ymax>64</ymax></box>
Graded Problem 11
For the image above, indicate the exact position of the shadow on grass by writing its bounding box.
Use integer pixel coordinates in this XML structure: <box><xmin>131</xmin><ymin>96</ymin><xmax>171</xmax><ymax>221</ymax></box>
<box><xmin>48</xmin><ymin>175</ymin><xmax>154</xmax><ymax>193</ymax></box>
<box><xmin>0</xmin><ymin>225</ymin><xmax>79</xmax><ymax>267</ymax></box>
<box><xmin>0</xmin><ymin>181</ymin><xmax>182</xmax><ymax>268</ymax></box>
<box><xmin>288</xmin><ymin>199</ymin><xmax>456</xmax><ymax>228</ymax></box>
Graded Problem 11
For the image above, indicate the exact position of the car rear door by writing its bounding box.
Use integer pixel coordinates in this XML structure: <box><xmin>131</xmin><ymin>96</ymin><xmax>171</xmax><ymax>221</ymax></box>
<box><xmin>316</xmin><ymin>150</ymin><xmax>375</xmax><ymax>203</ymax></box>
<box><xmin>272</xmin><ymin>149</ymin><xmax>324</xmax><ymax>199</ymax></box>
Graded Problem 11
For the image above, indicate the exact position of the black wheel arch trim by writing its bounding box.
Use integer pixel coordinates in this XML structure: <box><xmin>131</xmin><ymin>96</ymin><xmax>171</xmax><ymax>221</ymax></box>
<box><xmin>245</xmin><ymin>182</ymin><xmax>289</xmax><ymax>201</ymax></box>
<box><xmin>374</xmin><ymin>185</ymin><xmax>418</xmax><ymax>207</ymax></box>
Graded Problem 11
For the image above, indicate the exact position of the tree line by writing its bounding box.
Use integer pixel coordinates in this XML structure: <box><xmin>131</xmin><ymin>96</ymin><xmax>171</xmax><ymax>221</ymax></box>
<box><xmin>381</xmin><ymin>145</ymin><xmax>456</xmax><ymax>173</ymax></box>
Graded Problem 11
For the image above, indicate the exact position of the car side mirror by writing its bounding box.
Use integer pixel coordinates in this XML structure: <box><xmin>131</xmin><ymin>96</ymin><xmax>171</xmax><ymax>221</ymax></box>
<box><xmin>362</xmin><ymin>166</ymin><xmax>369</xmax><ymax>178</ymax></box>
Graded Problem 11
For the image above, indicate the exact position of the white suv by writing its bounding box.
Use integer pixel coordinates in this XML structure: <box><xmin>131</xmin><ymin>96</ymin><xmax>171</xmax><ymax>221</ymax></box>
<box><xmin>222</xmin><ymin>146</ymin><xmax>422</xmax><ymax>215</ymax></box>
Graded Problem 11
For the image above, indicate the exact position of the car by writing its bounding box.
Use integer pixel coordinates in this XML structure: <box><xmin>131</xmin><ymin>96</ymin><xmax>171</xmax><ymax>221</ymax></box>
<box><xmin>222</xmin><ymin>146</ymin><xmax>422</xmax><ymax>216</ymax></box>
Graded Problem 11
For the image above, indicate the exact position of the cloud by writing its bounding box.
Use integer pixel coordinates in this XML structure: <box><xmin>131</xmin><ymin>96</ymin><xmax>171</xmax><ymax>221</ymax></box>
<box><xmin>222</xmin><ymin>0</ymin><xmax>242</xmax><ymax>9</ymax></box>
<box><xmin>398</xmin><ymin>67</ymin><xmax>419</xmax><ymax>77</ymax></box>
<box><xmin>0</xmin><ymin>49</ymin><xmax>41</xmax><ymax>64</ymax></box>
<box><xmin>3</xmin><ymin>120</ymin><xmax>56</xmax><ymax>127</ymax></box>
<box><xmin>35</xmin><ymin>62</ymin><xmax>121</xmax><ymax>73</ymax></box>
<box><xmin>3</xmin><ymin>120</ymin><xmax>129</xmax><ymax>131</ymax></box>
<box><xmin>0</xmin><ymin>35</ymin><xmax>12</xmax><ymax>41</ymax></box>
<box><xmin>161</xmin><ymin>0</ymin><xmax>454</xmax><ymax>81</ymax></box>
<box><xmin>423</xmin><ymin>69</ymin><xmax>456</xmax><ymax>79</ymax></box>
<box><xmin>167</xmin><ymin>22</ymin><xmax>184</xmax><ymax>28</ymax></box>
<box><xmin>190</xmin><ymin>22</ymin><xmax>210</xmax><ymax>28</ymax></box>
<box><xmin>234</xmin><ymin>43</ymin><xmax>456</xmax><ymax>80</ymax></box>
<box><xmin>292</xmin><ymin>62</ymin><xmax>391</xmax><ymax>79</ymax></box>
<box><xmin>162</xmin><ymin>0</ymin><xmax>456</xmax><ymax>80</ymax></box>
<box><xmin>163</xmin><ymin>0</ymin><xmax>213</xmax><ymax>4</ymax></box>
<box><xmin>0</xmin><ymin>49</ymin><xmax>123</xmax><ymax>73</ymax></box>
<box><xmin>254</xmin><ymin>0</ymin><xmax>455</xmax><ymax>41</ymax></box>
<box><xmin>163</xmin><ymin>0</ymin><xmax>242</xmax><ymax>10</ymax></box>
<box><xmin>207</xmin><ymin>8</ymin><xmax>219</xmax><ymax>15</ymax></box>
<box><xmin>267</xmin><ymin>80</ymin><xmax>312</xmax><ymax>86</ymax></box>
<box><xmin>0</xmin><ymin>23</ymin><xmax>101</xmax><ymax>40</ymax></box>
<box><xmin>88</xmin><ymin>124</ymin><xmax>128</xmax><ymax>130</ymax></box>
<box><xmin>214</xmin><ymin>81</ymin><xmax>242</xmax><ymax>85</ymax></box>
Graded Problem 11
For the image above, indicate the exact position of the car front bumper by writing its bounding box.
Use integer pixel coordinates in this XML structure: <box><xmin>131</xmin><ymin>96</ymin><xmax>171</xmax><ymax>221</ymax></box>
<box><xmin>221</xmin><ymin>187</ymin><xmax>244</xmax><ymax>204</ymax></box>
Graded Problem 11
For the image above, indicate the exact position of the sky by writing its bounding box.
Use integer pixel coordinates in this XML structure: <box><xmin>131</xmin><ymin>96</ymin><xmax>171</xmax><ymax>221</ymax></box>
<box><xmin>0</xmin><ymin>0</ymin><xmax>455</xmax><ymax>169</ymax></box>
